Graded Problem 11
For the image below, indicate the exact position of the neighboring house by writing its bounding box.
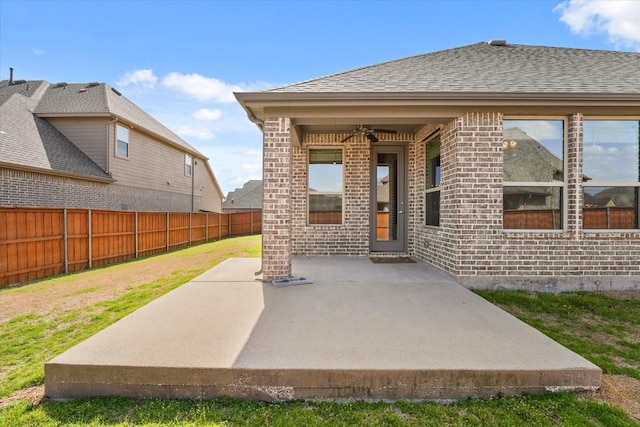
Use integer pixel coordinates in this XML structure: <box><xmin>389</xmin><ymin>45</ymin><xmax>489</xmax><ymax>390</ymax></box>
<box><xmin>222</xmin><ymin>179</ymin><xmax>263</xmax><ymax>213</ymax></box>
<box><xmin>0</xmin><ymin>75</ymin><xmax>223</xmax><ymax>212</ymax></box>
<box><xmin>235</xmin><ymin>41</ymin><xmax>640</xmax><ymax>290</ymax></box>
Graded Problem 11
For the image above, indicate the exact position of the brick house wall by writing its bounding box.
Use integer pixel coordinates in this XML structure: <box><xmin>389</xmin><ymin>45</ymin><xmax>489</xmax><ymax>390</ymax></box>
<box><xmin>261</xmin><ymin>113</ymin><xmax>639</xmax><ymax>289</ymax></box>
<box><xmin>291</xmin><ymin>133</ymin><xmax>370</xmax><ymax>256</ymax></box>
<box><xmin>413</xmin><ymin>112</ymin><xmax>640</xmax><ymax>291</ymax></box>
<box><xmin>0</xmin><ymin>168</ymin><xmax>208</xmax><ymax>212</ymax></box>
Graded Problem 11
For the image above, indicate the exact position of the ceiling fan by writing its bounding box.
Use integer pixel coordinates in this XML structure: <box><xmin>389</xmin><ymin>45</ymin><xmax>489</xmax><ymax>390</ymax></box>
<box><xmin>341</xmin><ymin>125</ymin><xmax>397</xmax><ymax>143</ymax></box>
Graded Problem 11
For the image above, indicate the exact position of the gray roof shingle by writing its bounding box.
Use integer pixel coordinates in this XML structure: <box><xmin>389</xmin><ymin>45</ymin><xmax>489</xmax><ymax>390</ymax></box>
<box><xmin>0</xmin><ymin>81</ymin><xmax>113</xmax><ymax>180</ymax></box>
<box><xmin>223</xmin><ymin>180</ymin><xmax>263</xmax><ymax>210</ymax></box>
<box><xmin>34</xmin><ymin>82</ymin><xmax>204</xmax><ymax>157</ymax></box>
<box><xmin>268</xmin><ymin>42</ymin><xmax>640</xmax><ymax>95</ymax></box>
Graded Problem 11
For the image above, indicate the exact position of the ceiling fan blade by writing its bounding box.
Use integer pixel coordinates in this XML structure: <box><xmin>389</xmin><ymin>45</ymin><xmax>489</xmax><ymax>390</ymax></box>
<box><xmin>341</xmin><ymin>134</ymin><xmax>355</xmax><ymax>142</ymax></box>
<box><xmin>366</xmin><ymin>133</ymin><xmax>379</xmax><ymax>143</ymax></box>
<box><xmin>371</xmin><ymin>128</ymin><xmax>397</xmax><ymax>134</ymax></box>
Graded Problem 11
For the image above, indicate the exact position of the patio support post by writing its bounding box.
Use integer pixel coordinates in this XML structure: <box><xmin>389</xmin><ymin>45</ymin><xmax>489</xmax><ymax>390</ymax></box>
<box><xmin>261</xmin><ymin>117</ymin><xmax>292</xmax><ymax>280</ymax></box>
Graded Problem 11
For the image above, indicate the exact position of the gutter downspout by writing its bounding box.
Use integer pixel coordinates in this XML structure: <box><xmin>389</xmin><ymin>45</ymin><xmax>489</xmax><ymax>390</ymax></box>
<box><xmin>191</xmin><ymin>157</ymin><xmax>195</xmax><ymax>212</ymax></box>
<box><xmin>106</xmin><ymin>116</ymin><xmax>118</xmax><ymax>174</ymax></box>
<box><xmin>246</xmin><ymin>110</ymin><xmax>265</xmax><ymax>276</ymax></box>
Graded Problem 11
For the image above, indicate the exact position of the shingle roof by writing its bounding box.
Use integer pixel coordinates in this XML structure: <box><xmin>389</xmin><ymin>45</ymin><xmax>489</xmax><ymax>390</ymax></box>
<box><xmin>222</xmin><ymin>180</ymin><xmax>263</xmax><ymax>210</ymax></box>
<box><xmin>0</xmin><ymin>81</ymin><xmax>113</xmax><ymax>181</ymax></box>
<box><xmin>33</xmin><ymin>82</ymin><xmax>204</xmax><ymax>157</ymax></box>
<box><xmin>268</xmin><ymin>42</ymin><xmax>640</xmax><ymax>95</ymax></box>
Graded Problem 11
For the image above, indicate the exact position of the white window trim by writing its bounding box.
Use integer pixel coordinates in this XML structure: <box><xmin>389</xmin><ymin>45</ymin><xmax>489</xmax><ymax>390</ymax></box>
<box><xmin>185</xmin><ymin>153</ymin><xmax>193</xmax><ymax>177</ymax></box>
<box><xmin>502</xmin><ymin>116</ymin><xmax>568</xmax><ymax>233</ymax></box>
<box><xmin>115</xmin><ymin>124</ymin><xmax>130</xmax><ymax>159</ymax></box>
<box><xmin>307</xmin><ymin>146</ymin><xmax>344</xmax><ymax>226</ymax></box>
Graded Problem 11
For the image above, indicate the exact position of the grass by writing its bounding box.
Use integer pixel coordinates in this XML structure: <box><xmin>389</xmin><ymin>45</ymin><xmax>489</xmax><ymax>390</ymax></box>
<box><xmin>2</xmin><ymin>391</ymin><xmax>637</xmax><ymax>426</ymax></box>
<box><xmin>0</xmin><ymin>235</ymin><xmax>261</xmax><ymax>399</ymax></box>
<box><xmin>0</xmin><ymin>238</ymin><xmax>638</xmax><ymax>426</ymax></box>
<box><xmin>475</xmin><ymin>290</ymin><xmax>640</xmax><ymax>380</ymax></box>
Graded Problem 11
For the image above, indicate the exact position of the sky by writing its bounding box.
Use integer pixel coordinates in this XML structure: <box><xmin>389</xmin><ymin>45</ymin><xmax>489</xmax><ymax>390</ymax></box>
<box><xmin>1</xmin><ymin>0</ymin><xmax>639</xmax><ymax>195</ymax></box>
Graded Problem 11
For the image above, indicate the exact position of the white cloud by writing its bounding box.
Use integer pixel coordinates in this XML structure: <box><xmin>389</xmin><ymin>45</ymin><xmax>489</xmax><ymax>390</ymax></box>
<box><xmin>173</xmin><ymin>125</ymin><xmax>214</xmax><ymax>140</ymax></box>
<box><xmin>33</xmin><ymin>48</ymin><xmax>44</xmax><ymax>55</ymax></box>
<box><xmin>555</xmin><ymin>0</ymin><xmax>640</xmax><ymax>50</ymax></box>
<box><xmin>163</xmin><ymin>72</ymin><xmax>242</xmax><ymax>102</ymax></box>
<box><xmin>242</xmin><ymin>163</ymin><xmax>262</xmax><ymax>173</ymax></box>
<box><xmin>193</xmin><ymin>108</ymin><xmax>222</xmax><ymax>121</ymax></box>
<box><xmin>243</xmin><ymin>149</ymin><xmax>262</xmax><ymax>156</ymax></box>
<box><xmin>117</xmin><ymin>69</ymin><xmax>158</xmax><ymax>88</ymax></box>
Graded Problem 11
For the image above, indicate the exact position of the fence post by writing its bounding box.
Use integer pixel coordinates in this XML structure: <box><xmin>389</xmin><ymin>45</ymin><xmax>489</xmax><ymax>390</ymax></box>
<box><xmin>88</xmin><ymin>209</ymin><xmax>92</xmax><ymax>269</ymax></box>
<box><xmin>218</xmin><ymin>213</ymin><xmax>221</xmax><ymax>241</ymax></box>
<box><xmin>166</xmin><ymin>212</ymin><xmax>170</xmax><ymax>251</ymax></box>
<box><xmin>135</xmin><ymin>211</ymin><xmax>139</xmax><ymax>258</ymax></box>
<box><xmin>189</xmin><ymin>212</ymin><xmax>192</xmax><ymax>246</ymax></box>
<box><xmin>251</xmin><ymin>211</ymin><xmax>254</xmax><ymax>235</ymax></box>
<box><xmin>205</xmin><ymin>213</ymin><xmax>209</xmax><ymax>242</ymax></box>
<box><xmin>63</xmin><ymin>208</ymin><xmax>69</xmax><ymax>274</ymax></box>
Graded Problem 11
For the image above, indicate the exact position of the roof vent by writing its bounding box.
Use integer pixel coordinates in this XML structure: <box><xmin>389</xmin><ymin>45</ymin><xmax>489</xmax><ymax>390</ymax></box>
<box><xmin>55</xmin><ymin>82</ymin><xmax>68</xmax><ymax>88</ymax></box>
<box><xmin>488</xmin><ymin>39</ymin><xmax>507</xmax><ymax>46</ymax></box>
<box><xmin>13</xmin><ymin>79</ymin><xmax>27</xmax><ymax>85</ymax></box>
<box><xmin>78</xmin><ymin>88</ymin><xmax>87</xmax><ymax>93</ymax></box>
<box><xmin>87</xmin><ymin>82</ymin><xmax>100</xmax><ymax>87</ymax></box>
<box><xmin>111</xmin><ymin>87</ymin><xmax>122</xmax><ymax>96</ymax></box>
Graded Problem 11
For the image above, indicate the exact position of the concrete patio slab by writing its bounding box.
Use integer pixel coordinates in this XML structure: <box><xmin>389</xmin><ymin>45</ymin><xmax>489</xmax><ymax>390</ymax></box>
<box><xmin>45</xmin><ymin>256</ymin><xmax>601</xmax><ymax>401</ymax></box>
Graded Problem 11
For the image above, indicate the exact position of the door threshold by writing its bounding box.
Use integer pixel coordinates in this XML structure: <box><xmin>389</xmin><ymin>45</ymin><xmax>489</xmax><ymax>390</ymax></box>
<box><xmin>369</xmin><ymin>252</ymin><xmax>410</xmax><ymax>257</ymax></box>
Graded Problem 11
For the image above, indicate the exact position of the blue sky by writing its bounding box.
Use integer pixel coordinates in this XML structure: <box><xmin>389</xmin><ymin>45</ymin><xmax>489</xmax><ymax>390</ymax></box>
<box><xmin>1</xmin><ymin>0</ymin><xmax>639</xmax><ymax>194</ymax></box>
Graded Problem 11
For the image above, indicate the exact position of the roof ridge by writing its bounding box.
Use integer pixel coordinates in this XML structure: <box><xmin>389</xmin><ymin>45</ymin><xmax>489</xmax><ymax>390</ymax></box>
<box><xmin>230</xmin><ymin>183</ymin><xmax>262</xmax><ymax>201</ymax></box>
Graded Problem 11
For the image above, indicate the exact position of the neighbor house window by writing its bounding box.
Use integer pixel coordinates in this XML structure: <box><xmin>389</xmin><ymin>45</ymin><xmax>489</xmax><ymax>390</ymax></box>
<box><xmin>503</xmin><ymin>119</ymin><xmax>565</xmax><ymax>230</ymax></box>
<box><xmin>583</xmin><ymin>119</ymin><xmax>639</xmax><ymax>229</ymax></box>
<box><xmin>116</xmin><ymin>124</ymin><xmax>129</xmax><ymax>158</ymax></box>
<box><xmin>185</xmin><ymin>154</ymin><xmax>193</xmax><ymax>177</ymax></box>
<box><xmin>425</xmin><ymin>134</ymin><xmax>441</xmax><ymax>226</ymax></box>
<box><xmin>308</xmin><ymin>148</ymin><xmax>343</xmax><ymax>224</ymax></box>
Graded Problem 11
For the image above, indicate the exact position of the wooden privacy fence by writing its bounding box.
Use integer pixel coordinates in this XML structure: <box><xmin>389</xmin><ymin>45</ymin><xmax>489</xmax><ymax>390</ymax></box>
<box><xmin>0</xmin><ymin>207</ymin><xmax>262</xmax><ymax>287</ymax></box>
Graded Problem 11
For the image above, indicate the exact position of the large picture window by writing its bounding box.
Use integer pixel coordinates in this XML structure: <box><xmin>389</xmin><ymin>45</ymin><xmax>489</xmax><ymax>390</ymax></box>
<box><xmin>425</xmin><ymin>135</ymin><xmax>441</xmax><ymax>226</ymax></box>
<box><xmin>583</xmin><ymin>120</ymin><xmax>639</xmax><ymax>229</ymax></box>
<box><xmin>308</xmin><ymin>148</ymin><xmax>343</xmax><ymax>225</ymax></box>
<box><xmin>116</xmin><ymin>124</ymin><xmax>129</xmax><ymax>158</ymax></box>
<box><xmin>503</xmin><ymin>119</ymin><xmax>565</xmax><ymax>230</ymax></box>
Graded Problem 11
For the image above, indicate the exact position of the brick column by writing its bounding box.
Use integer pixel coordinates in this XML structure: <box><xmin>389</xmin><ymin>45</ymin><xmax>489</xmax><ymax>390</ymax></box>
<box><xmin>454</xmin><ymin>112</ymin><xmax>503</xmax><ymax>276</ymax></box>
<box><xmin>567</xmin><ymin>113</ymin><xmax>583</xmax><ymax>238</ymax></box>
<box><xmin>262</xmin><ymin>117</ymin><xmax>292</xmax><ymax>280</ymax></box>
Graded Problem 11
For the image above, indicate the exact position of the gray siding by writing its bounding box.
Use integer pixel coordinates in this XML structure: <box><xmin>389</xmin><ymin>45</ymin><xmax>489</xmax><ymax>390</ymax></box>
<box><xmin>47</xmin><ymin>117</ymin><xmax>109</xmax><ymax>171</ymax></box>
<box><xmin>106</xmin><ymin>123</ymin><xmax>222</xmax><ymax>212</ymax></box>
<box><xmin>108</xmin><ymin>123</ymin><xmax>192</xmax><ymax>193</ymax></box>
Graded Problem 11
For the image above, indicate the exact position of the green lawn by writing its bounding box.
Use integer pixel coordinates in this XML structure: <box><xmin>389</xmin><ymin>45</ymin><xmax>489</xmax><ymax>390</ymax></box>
<box><xmin>476</xmin><ymin>290</ymin><xmax>640</xmax><ymax>380</ymax></box>
<box><xmin>1</xmin><ymin>238</ymin><xmax>638</xmax><ymax>426</ymax></box>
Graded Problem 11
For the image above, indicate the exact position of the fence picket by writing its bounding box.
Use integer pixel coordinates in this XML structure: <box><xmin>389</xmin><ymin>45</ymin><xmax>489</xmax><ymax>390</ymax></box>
<box><xmin>0</xmin><ymin>207</ymin><xmax>262</xmax><ymax>287</ymax></box>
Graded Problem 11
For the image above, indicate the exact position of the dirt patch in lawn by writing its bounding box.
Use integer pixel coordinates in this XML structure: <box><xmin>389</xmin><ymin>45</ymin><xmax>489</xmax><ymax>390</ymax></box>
<box><xmin>0</xmin><ymin>246</ymin><xmax>250</xmax><ymax>323</ymax></box>
<box><xmin>580</xmin><ymin>374</ymin><xmax>640</xmax><ymax>422</ymax></box>
<box><xmin>0</xmin><ymin>385</ymin><xmax>44</xmax><ymax>408</ymax></box>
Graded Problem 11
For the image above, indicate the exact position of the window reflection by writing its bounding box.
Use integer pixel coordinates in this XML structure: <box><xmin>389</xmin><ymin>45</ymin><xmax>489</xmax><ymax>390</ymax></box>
<box><xmin>503</xmin><ymin>120</ymin><xmax>564</xmax><ymax>230</ymax></box>
<box><xmin>308</xmin><ymin>149</ymin><xmax>343</xmax><ymax>224</ymax></box>
<box><xmin>583</xmin><ymin>120</ymin><xmax>640</xmax><ymax>230</ymax></box>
